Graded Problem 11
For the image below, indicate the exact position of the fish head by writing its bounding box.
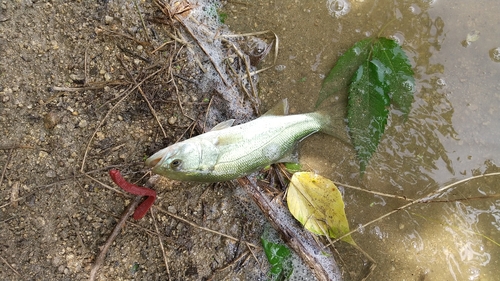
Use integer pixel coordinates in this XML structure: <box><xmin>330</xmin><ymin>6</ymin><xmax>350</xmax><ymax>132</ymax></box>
<box><xmin>145</xmin><ymin>140</ymin><xmax>217</xmax><ymax>181</ymax></box>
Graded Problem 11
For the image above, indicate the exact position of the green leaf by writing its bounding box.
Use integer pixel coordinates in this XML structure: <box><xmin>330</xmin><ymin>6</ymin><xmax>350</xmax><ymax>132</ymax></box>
<box><xmin>347</xmin><ymin>59</ymin><xmax>391</xmax><ymax>173</ymax></box>
<box><xmin>261</xmin><ymin>236</ymin><xmax>292</xmax><ymax>280</ymax></box>
<box><xmin>286</xmin><ymin>172</ymin><xmax>356</xmax><ymax>245</ymax></box>
<box><xmin>283</xmin><ymin>162</ymin><xmax>302</xmax><ymax>174</ymax></box>
<box><xmin>130</xmin><ymin>262</ymin><xmax>140</xmax><ymax>274</ymax></box>
<box><xmin>347</xmin><ymin>38</ymin><xmax>415</xmax><ymax>173</ymax></box>
<box><xmin>316</xmin><ymin>39</ymin><xmax>372</xmax><ymax>108</ymax></box>
<box><xmin>372</xmin><ymin>37</ymin><xmax>415</xmax><ymax>116</ymax></box>
<box><xmin>218</xmin><ymin>12</ymin><xmax>228</xmax><ymax>23</ymax></box>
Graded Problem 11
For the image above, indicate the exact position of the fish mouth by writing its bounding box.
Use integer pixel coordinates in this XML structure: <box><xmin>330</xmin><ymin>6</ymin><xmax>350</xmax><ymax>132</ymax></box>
<box><xmin>145</xmin><ymin>156</ymin><xmax>161</xmax><ymax>167</ymax></box>
<box><xmin>145</xmin><ymin>148</ymin><xmax>170</xmax><ymax>168</ymax></box>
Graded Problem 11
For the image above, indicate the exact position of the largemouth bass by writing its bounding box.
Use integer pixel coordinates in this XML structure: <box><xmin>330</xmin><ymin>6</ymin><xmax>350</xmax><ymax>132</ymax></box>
<box><xmin>145</xmin><ymin>99</ymin><xmax>346</xmax><ymax>182</ymax></box>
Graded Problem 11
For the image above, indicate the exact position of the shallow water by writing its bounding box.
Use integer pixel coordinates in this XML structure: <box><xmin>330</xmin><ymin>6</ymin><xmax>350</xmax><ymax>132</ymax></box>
<box><xmin>225</xmin><ymin>0</ymin><xmax>500</xmax><ymax>280</ymax></box>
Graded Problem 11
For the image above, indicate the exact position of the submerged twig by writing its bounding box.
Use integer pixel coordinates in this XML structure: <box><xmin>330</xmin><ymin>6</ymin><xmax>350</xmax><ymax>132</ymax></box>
<box><xmin>221</xmin><ymin>30</ymin><xmax>279</xmax><ymax>76</ymax></box>
<box><xmin>329</xmin><ymin>172</ymin><xmax>500</xmax><ymax>246</ymax></box>
<box><xmin>335</xmin><ymin>181</ymin><xmax>413</xmax><ymax>201</ymax></box>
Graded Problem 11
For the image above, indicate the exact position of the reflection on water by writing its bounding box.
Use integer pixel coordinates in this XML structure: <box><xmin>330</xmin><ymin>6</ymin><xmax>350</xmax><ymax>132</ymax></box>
<box><xmin>223</xmin><ymin>0</ymin><xmax>500</xmax><ymax>279</ymax></box>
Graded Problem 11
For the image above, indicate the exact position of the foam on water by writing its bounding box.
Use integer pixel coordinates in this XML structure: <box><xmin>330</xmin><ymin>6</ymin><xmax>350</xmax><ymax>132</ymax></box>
<box><xmin>180</xmin><ymin>0</ymin><xmax>257</xmax><ymax>124</ymax></box>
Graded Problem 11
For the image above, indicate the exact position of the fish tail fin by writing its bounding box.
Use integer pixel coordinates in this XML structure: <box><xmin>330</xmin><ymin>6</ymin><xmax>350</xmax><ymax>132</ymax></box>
<box><xmin>313</xmin><ymin>101</ymin><xmax>351</xmax><ymax>146</ymax></box>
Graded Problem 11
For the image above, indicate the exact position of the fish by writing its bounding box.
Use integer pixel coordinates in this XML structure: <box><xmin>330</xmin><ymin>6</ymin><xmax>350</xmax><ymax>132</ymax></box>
<box><xmin>145</xmin><ymin>99</ymin><xmax>347</xmax><ymax>182</ymax></box>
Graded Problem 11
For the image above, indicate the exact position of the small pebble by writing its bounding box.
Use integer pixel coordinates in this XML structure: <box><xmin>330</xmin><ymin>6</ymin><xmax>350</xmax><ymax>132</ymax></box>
<box><xmin>96</xmin><ymin>132</ymin><xmax>105</xmax><ymax>140</ymax></box>
<box><xmin>44</xmin><ymin>112</ymin><xmax>61</xmax><ymax>129</ymax></box>
<box><xmin>167</xmin><ymin>206</ymin><xmax>177</xmax><ymax>214</ymax></box>
<box><xmin>168</xmin><ymin>116</ymin><xmax>177</xmax><ymax>125</ymax></box>
<box><xmin>104</xmin><ymin>72</ymin><xmax>112</xmax><ymax>81</ymax></box>
<box><xmin>46</xmin><ymin>170</ymin><xmax>56</xmax><ymax>178</ymax></box>
<box><xmin>78</xmin><ymin>119</ymin><xmax>88</xmax><ymax>128</ymax></box>
<box><xmin>104</xmin><ymin>15</ymin><xmax>114</xmax><ymax>25</ymax></box>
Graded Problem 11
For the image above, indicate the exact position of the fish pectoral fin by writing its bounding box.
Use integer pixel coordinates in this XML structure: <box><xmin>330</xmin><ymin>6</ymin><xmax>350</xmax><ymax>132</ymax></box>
<box><xmin>210</xmin><ymin>119</ymin><xmax>235</xmax><ymax>131</ymax></box>
<box><xmin>261</xmin><ymin>143</ymin><xmax>285</xmax><ymax>162</ymax></box>
<box><xmin>198</xmin><ymin>164</ymin><xmax>215</xmax><ymax>172</ymax></box>
<box><xmin>262</xmin><ymin>99</ymin><xmax>289</xmax><ymax>116</ymax></box>
<box><xmin>277</xmin><ymin>149</ymin><xmax>299</xmax><ymax>163</ymax></box>
<box><xmin>216</xmin><ymin>134</ymin><xmax>244</xmax><ymax>146</ymax></box>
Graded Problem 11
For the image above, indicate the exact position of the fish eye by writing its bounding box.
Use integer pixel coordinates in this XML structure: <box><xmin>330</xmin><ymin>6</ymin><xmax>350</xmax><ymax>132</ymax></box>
<box><xmin>170</xmin><ymin>159</ymin><xmax>182</xmax><ymax>169</ymax></box>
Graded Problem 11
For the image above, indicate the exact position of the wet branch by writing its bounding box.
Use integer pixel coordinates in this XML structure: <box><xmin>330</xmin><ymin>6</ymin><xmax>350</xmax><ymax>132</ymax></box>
<box><xmin>236</xmin><ymin>177</ymin><xmax>343</xmax><ymax>281</ymax></box>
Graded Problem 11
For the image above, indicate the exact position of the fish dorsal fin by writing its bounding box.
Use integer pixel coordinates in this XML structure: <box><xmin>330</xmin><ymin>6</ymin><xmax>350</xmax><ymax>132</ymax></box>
<box><xmin>210</xmin><ymin>119</ymin><xmax>235</xmax><ymax>131</ymax></box>
<box><xmin>263</xmin><ymin>98</ymin><xmax>289</xmax><ymax>116</ymax></box>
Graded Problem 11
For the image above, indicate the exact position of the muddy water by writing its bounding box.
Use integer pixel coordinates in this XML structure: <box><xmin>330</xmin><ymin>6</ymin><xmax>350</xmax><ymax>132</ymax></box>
<box><xmin>225</xmin><ymin>0</ymin><xmax>500</xmax><ymax>280</ymax></box>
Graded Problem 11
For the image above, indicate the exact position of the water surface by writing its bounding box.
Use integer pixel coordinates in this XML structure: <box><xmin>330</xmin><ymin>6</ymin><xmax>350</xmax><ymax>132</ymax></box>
<box><xmin>225</xmin><ymin>0</ymin><xmax>500</xmax><ymax>280</ymax></box>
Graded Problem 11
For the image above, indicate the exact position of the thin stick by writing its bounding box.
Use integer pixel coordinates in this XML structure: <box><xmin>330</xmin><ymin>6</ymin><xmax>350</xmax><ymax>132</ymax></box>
<box><xmin>0</xmin><ymin>255</ymin><xmax>22</xmax><ymax>278</ymax></box>
<box><xmin>133</xmin><ymin>0</ymin><xmax>150</xmax><ymax>43</ymax></box>
<box><xmin>0</xmin><ymin>169</ymin><xmax>133</xmax><ymax>209</ymax></box>
<box><xmin>88</xmin><ymin>196</ymin><xmax>142</xmax><ymax>281</ymax></box>
<box><xmin>211</xmin><ymin>250</ymin><xmax>250</xmax><ymax>275</ymax></box>
<box><xmin>175</xmin><ymin>16</ymin><xmax>232</xmax><ymax>88</ymax></box>
<box><xmin>245</xmin><ymin>242</ymin><xmax>261</xmax><ymax>268</ymax></box>
<box><xmin>0</xmin><ymin>144</ymin><xmax>33</xmax><ymax>150</ymax></box>
<box><xmin>175</xmin><ymin>120</ymin><xmax>196</xmax><ymax>143</ymax></box>
<box><xmin>80</xmin><ymin>68</ymin><xmax>163</xmax><ymax>172</ymax></box>
<box><xmin>150</xmin><ymin>208</ymin><xmax>171</xmax><ymax>280</ymax></box>
<box><xmin>118</xmin><ymin>58</ymin><xmax>167</xmax><ymax>138</ymax></box>
<box><xmin>170</xmin><ymin>71</ymin><xmax>188</xmax><ymax>118</ymax></box>
<box><xmin>221</xmin><ymin>30</ymin><xmax>280</xmax><ymax>76</ymax></box>
<box><xmin>155</xmin><ymin>206</ymin><xmax>260</xmax><ymax>249</ymax></box>
<box><xmin>0</xmin><ymin>148</ymin><xmax>13</xmax><ymax>189</ymax></box>
<box><xmin>151</xmin><ymin>40</ymin><xmax>174</xmax><ymax>54</ymax></box>
<box><xmin>202</xmin><ymin>96</ymin><xmax>214</xmax><ymax>132</ymax></box>
<box><xmin>334</xmin><ymin>181</ymin><xmax>413</xmax><ymax>201</ymax></box>
<box><xmin>221</xmin><ymin>39</ymin><xmax>258</xmax><ymax>102</ymax></box>
<box><xmin>51</xmin><ymin>84</ymin><xmax>124</xmax><ymax>92</ymax></box>
<box><xmin>329</xmin><ymin>172</ymin><xmax>500</xmax><ymax>246</ymax></box>
<box><xmin>83</xmin><ymin>173</ymin><xmax>127</xmax><ymax>196</ymax></box>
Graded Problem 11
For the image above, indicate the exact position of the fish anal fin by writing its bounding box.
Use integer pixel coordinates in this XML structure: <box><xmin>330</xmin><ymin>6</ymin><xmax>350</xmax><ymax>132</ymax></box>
<box><xmin>277</xmin><ymin>145</ymin><xmax>299</xmax><ymax>163</ymax></box>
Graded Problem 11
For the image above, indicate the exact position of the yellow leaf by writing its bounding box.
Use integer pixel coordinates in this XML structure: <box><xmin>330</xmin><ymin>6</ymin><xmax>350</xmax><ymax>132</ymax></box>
<box><xmin>286</xmin><ymin>172</ymin><xmax>356</xmax><ymax>245</ymax></box>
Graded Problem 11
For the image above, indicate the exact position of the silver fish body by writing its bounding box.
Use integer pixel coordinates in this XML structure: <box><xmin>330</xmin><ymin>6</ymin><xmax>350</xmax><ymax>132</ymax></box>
<box><xmin>145</xmin><ymin>99</ymin><xmax>344</xmax><ymax>182</ymax></box>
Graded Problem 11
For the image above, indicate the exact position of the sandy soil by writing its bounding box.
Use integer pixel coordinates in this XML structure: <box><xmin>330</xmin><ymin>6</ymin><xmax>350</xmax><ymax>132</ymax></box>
<box><xmin>0</xmin><ymin>1</ymin><xmax>276</xmax><ymax>280</ymax></box>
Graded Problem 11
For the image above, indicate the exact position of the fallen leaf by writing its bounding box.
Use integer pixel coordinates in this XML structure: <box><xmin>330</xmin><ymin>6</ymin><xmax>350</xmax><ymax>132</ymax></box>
<box><xmin>287</xmin><ymin>172</ymin><xmax>355</xmax><ymax>245</ymax></box>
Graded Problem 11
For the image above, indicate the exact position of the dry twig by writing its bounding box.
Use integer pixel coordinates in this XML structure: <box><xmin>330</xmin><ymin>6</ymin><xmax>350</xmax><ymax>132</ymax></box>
<box><xmin>88</xmin><ymin>195</ymin><xmax>143</xmax><ymax>281</ymax></box>
<box><xmin>155</xmin><ymin>205</ymin><xmax>260</xmax><ymax>249</ymax></box>
<box><xmin>0</xmin><ymin>255</ymin><xmax>22</xmax><ymax>278</ymax></box>
<box><xmin>150</xmin><ymin>207</ymin><xmax>171</xmax><ymax>280</ymax></box>
<box><xmin>0</xmin><ymin>148</ymin><xmax>13</xmax><ymax>189</ymax></box>
<box><xmin>80</xmin><ymin>68</ymin><xmax>163</xmax><ymax>173</ymax></box>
